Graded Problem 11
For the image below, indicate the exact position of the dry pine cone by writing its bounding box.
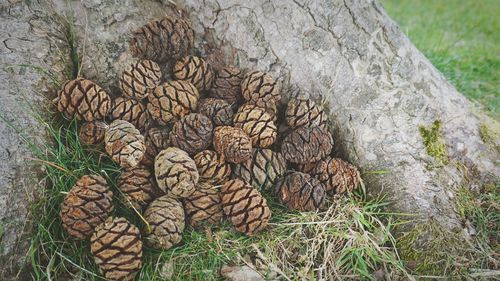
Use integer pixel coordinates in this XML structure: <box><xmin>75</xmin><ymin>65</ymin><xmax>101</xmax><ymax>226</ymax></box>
<box><xmin>117</xmin><ymin>165</ymin><xmax>157</xmax><ymax>210</ymax></box>
<box><xmin>281</xmin><ymin>126</ymin><xmax>333</xmax><ymax>164</ymax></box>
<box><xmin>198</xmin><ymin>98</ymin><xmax>234</xmax><ymax>126</ymax></box>
<box><xmin>312</xmin><ymin>157</ymin><xmax>361</xmax><ymax>195</ymax></box>
<box><xmin>233</xmin><ymin>106</ymin><xmax>277</xmax><ymax>148</ymax></box>
<box><xmin>154</xmin><ymin>147</ymin><xmax>199</xmax><ymax>198</ymax></box>
<box><xmin>119</xmin><ymin>60</ymin><xmax>161</xmax><ymax>100</ymax></box>
<box><xmin>79</xmin><ymin>121</ymin><xmax>106</xmax><ymax>145</ymax></box>
<box><xmin>241</xmin><ymin>71</ymin><xmax>280</xmax><ymax>103</ymax></box>
<box><xmin>173</xmin><ymin>56</ymin><xmax>214</xmax><ymax>92</ymax></box>
<box><xmin>109</xmin><ymin>97</ymin><xmax>148</xmax><ymax>131</ymax></box>
<box><xmin>60</xmin><ymin>175</ymin><xmax>113</xmax><ymax>239</ymax></box>
<box><xmin>184</xmin><ymin>183</ymin><xmax>223</xmax><ymax>227</ymax></box>
<box><xmin>105</xmin><ymin>120</ymin><xmax>145</xmax><ymax>168</ymax></box>
<box><xmin>286</xmin><ymin>98</ymin><xmax>327</xmax><ymax>129</ymax></box>
<box><xmin>213</xmin><ymin>126</ymin><xmax>252</xmax><ymax>164</ymax></box>
<box><xmin>194</xmin><ymin>150</ymin><xmax>231</xmax><ymax>184</ymax></box>
<box><xmin>142</xmin><ymin>126</ymin><xmax>171</xmax><ymax>167</ymax></box>
<box><xmin>240</xmin><ymin>99</ymin><xmax>277</xmax><ymax>122</ymax></box>
<box><xmin>274</xmin><ymin>171</ymin><xmax>326</xmax><ymax>211</ymax></box>
<box><xmin>170</xmin><ymin>113</ymin><xmax>214</xmax><ymax>155</ymax></box>
<box><xmin>233</xmin><ymin>148</ymin><xmax>286</xmax><ymax>191</ymax></box>
<box><xmin>210</xmin><ymin>66</ymin><xmax>244</xmax><ymax>105</ymax></box>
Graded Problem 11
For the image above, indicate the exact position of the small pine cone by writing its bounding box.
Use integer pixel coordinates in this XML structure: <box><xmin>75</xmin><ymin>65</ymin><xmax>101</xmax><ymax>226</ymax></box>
<box><xmin>184</xmin><ymin>183</ymin><xmax>223</xmax><ymax>227</ymax></box>
<box><xmin>221</xmin><ymin>179</ymin><xmax>271</xmax><ymax>235</ymax></box>
<box><xmin>141</xmin><ymin>126</ymin><xmax>171</xmax><ymax>167</ymax></box>
<box><xmin>56</xmin><ymin>78</ymin><xmax>111</xmax><ymax>121</ymax></box>
<box><xmin>233</xmin><ymin>148</ymin><xmax>286</xmax><ymax>191</ymax></box>
<box><xmin>274</xmin><ymin>171</ymin><xmax>326</xmax><ymax>211</ymax></box>
<box><xmin>90</xmin><ymin>217</ymin><xmax>142</xmax><ymax>281</ymax></box>
<box><xmin>109</xmin><ymin>97</ymin><xmax>148</xmax><ymax>131</ymax></box>
<box><xmin>241</xmin><ymin>71</ymin><xmax>280</xmax><ymax>103</ymax></box>
<box><xmin>143</xmin><ymin>195</ymin><xmax>185</xmax><ymax>250</ymax></box>
<box><xmin>79</xmin><ymin>121</ymin><xmax>106</xmax><ymax>145</ymax></box>
<box><xmin>130</xmin><ymin>16</ymin><xmax>194</xmax><ymax>62</ymax></box>
<box><xmin>105</xmin><ymin>120</ymin><xmax>145</xmax><ymax>168</ymax></box>
<box><xmin>193</xmin><ymin>150</ymin><xmax>231</xmax><ymax>184</ymax></box>
<box><xmin>170</xmin><ymin>113</ymin><xmax>214</xmax><ymax>155</ymax></box>
<box><xmin>233</xmin><ymin>106</ymin><xmax>277</xmax><ymax>148</ymax></box>
<box><xmin>285</xmin><ymin>98</ymin><xmax>327</xmax><ymax>129</ymax></box>
<box><xmin>173</xmin><ymin>56</ymin><xmax>214</xmax><ymax>92</ymax></box>
<box><xmin>119</xmin><ymin>60</ymin><xmax>161</xmax><ymax>100</ymax></box>
<box><xmin>117</xmin><ymin>166</ymin><xmax>158</xmax><ymax>210</ymax></box>
<box><xmin>147</xmin><ymin>80</ymin><xmax>199</xmax><ymax>125</ymax></box>
<box><xmin>281</xmin><ymin>126</ymin><xmax>333</xmax><ymax>164</ymax></box>
<box><xmin>198</xmin><ymin>98</ymin><xmax>234</xmax><ymax>126</ymax></box>
<box><xmin>60</xmin><ymin>175</ymin><xmax>113</xmax><ymax>239</ymax></box>
<box><xmin>312</xmin><ymin>157</ymin><xmax>361</xmax><ymax>195</ymax></box>
<box><xmin>210</xmin><ymin>66</ymin><xmax>244</xmax><ymax>104</ymax></box>
<box><xmin>154</xmin><ymin>147</ymin><xmax>199</xmax><ymax>198</ymax></box>
<box><xmin>213</xmin><ymin>126</ymin><xmax>252</xmax><ymax>164</ymax></box>
<box><xmin>240</xmin><ymin>99</ymin><xmax>277</xmax><ymax>122</ymax></box>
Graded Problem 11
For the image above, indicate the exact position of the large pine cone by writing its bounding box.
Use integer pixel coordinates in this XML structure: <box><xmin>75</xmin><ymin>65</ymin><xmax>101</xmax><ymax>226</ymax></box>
<box><xmin>60</xmin><ymin>175</ymin><xmax>113</xmax><ymax>239</ymax></box>
<box><xmin>56</xmin><ymin>78</ymin><xmax>111</xmax><ymax>121</ymax></box>
<box><xmin>79</xmin><ymin>121</ymin><xmax>106</xmax><ymax>145</ymax></box>
<box><xmin>119</xmin><ymin>60</ymin><xmax>161</xmax><ymax>100</ymax></box>
<box><xmin>90</xmin><ymin>217</ymin><xmax>142</xmax><ymax>281</ymax></box>
<box><xmin>105</xmin><ymin>120</ymin><xmax>145</xmax><ymax>168</ymax></box>
<box><xmin>117</xmin><ymin>165</ymin><xmax>158</xmax><ymax>210</ymax></box>
<box><xmin>170</xmin><ymin>113</ymin><xmax>214</xmax><ymax>155</ymax></box>
<box><xmin>141</xmin><ymin>126</ymin><xmax>171</xmax><ymax>167</ymax></box>
<box><xmin>241</xmin><ymin>71</ymin><xmax>280</xmax><ymax>103</ymax></box>
<box><xmin>109</xmin><ymin>97</ymin><xmax>148</xmax><ymax>132</ymax></box>
<box><xmin>240</xmin><ymin>99</ymin><xmax>277</xmax><ymax>122</ymax></box>
<box><xmin>154</xmin><ymin>147</ymin><xmax>199</xmax><ymax>198</ymax></box>
<box><xmin>210</xmin><ymin>66</ymin><xmax>244</xmax><ymax>105</ymax></box>
<box><xmin>193</xmin><ymin>150</ymin><xmax>231</xmax><ymax>184</ymax></box>
<box><xmin>281</xmin><ymin>126</ymin><xmax>333</xmax><ymax>164</ymax></box>
<box><xmin>221</xmin><ymin>179</ymin><xmax>271</xmax><ymax>235</ymax></box>
<box><xmin>312</xmin><ymin>157</ymin><xmax>361</xmax><ymax>195</ymax></box>
<box><xmin>274</xmin><ymin>171</ymin><xmax>326</xmax><ymax>211</ymax></box>
<box><xmin>198</xmin><ymin>98</ymin><xmax>234</xmax><ymax>126</ymax></box>
<box><xmin>173</xmin><ymin>56</ymin><xmax>214</xmax><ymax>92</ymax></box>
<box><xmin>147</xmin><ymin>80</ymin><xmax>199</xmax><ymax>125</ymax></box>
<box><xmin>233</xmin><ymin>148</ymin><xmax>286</xmax><ymax>191</ymax></box>
<box><xmin>285</xmin><ymin>98</ymin><xmax>327</xmax><ymax>129</ymax></box>
<box><xmin>143</xmin><ymin>195</ymin><xmax>185</xmax><ymax>250</ymax></box>
<box><xmin>213</xmin><ymin>126</ymin><xmax>252</xmax><ymax>164</ymax></box>
<box><xmin>130</xmin><ymin>16</ymin><xmax>194</xmax><ymax>62</ymax></box>
<box><xmin>184</xmin><ymin>183</ymin><xmax>223</xmax><ymax>227</ymax></box>
<box><xmin>233</xmin><ymin>106</ymin><xmax>277</xmax><ymax>148</ymax></box>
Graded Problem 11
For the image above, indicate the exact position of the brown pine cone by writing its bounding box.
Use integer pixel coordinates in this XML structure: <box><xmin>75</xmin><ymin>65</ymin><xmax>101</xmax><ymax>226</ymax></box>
<box><xmin>119</xmin><ymin>60</ymin><xmax>162</xmax><ymax>100</ymax></box>
<box><xmin>90</xmin><ymin>217</ymin><xmax>142</xmax><ymax>281</ymax></box>
<box><xmin>173</xmin><ymin>56</ymin><xmax>214</xmax><ymax>92</ymax></box>
<box><xmin>210</xmin><ymin>66</ymin><xmax>244</xmax><ymax>105</ymax></box>
<box><xmin>60</xmin><ymin>175</ymin><xmax>113</xmax><ymax>239</ymax></box>
<box><xmin>79</xmin><ymin>121</ymin><xmax>106</xmax><ymax>145</ymax></box>
<box><xmin>241</xmin><ymin>71</ymin><xmax>280</xmax><ymax>103</ymax></box>
<box><xmin>285</xmin><ymin>98</ymin><xmax>327</xmax><ymax>129</ymax></box>
<box><xmin>154</xmin><ymin>147</ymin><xmax>199</xmax><ymax>198</ymax></box>
<box><xmin>170</xmin><ymin>113</ymin><xmax>214</xmax><ymax>155</ymax></box>
<box><xmin>184</xmin><ymin>183</ymin><xmax>223</xmax><ymax>227</ymax></box>
<box><xmin>281</xmin><ymin>126</ymin><xmax>333</xmax><ymax>164</ymax></box>
<box><xmin>147</xmin><ymin>80</ymin><xmax>199</xmax><ymax>125</ymax></box>
<box><xmin>198</xmin><ymin>98</ymin><xmax>234</xmax><ymax>126</ymax></box>
<box><xmin>109</xmin><ymin>97</ymin><xmax>148</xmax><ymax>132</ymax></box>
<box><xmin>130</xmin><ymin>16</ymin><xmax>194</xmax><ymax>62</ymax></box>
<box><xmin>105</xmin><ymin>120</ymin><xmax>145</xmax><ymax>168</ymax></box>
<box><xmin>141</xmin><ymin>126</ymin><xmax>171</xmax><ymax>167</ymax></box>
<box><xmin>193</xmin><ymin>150</ymin><xmax>231</xmax><ymax>184</ymax></box>
<box><xmin>143</xmin><ymin>195</ymin><xmax>185</xmax><ymax>250</ymax></box>
<box><xmin>213</xmin><ymin>126</ymin><xmax>252</xmax><ymax>164</ymax></box>
<box><xmin>233</xmin><ymin>148</ymin><xmax>286</xmax><ymax>191</ymax></box>
<box><xmin>233</xmin><ymin>106</ymin><xmax>277</xmax><ymax>148</ymax></box>
<box><xmin>312</xmin><ymin>157</ymin><xmax>361</xmax><ymax>195</ymax></box>
<box><xmin>56</xmin><ymin>78</ymin><xmax>111</xmax><ymax>121</ymax></box>
<box><xmin>274</xmin><ymin>171</ymin><xmax>326</xmax><ymax>211</ymax></box>
<box><xmin>221</xmin><ymin>179</ymin><xmax>271</xmax><ymax>235</ymax></box>
<box><xmin>240</xmin><ymin>99</ymin><xmax>277</xmax><ymax>122</ymax></box>
<box><xmin>117</xmin><ymin>165</ymin><xmax>158</xmax><ymax>210</ymax></box>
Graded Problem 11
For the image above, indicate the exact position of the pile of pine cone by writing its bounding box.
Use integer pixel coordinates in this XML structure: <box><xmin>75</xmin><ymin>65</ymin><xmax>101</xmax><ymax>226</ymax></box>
<box><xmin>55</xmin><ymin>15</ymin><xmax>362</xmax><ymax>280</ymax></box>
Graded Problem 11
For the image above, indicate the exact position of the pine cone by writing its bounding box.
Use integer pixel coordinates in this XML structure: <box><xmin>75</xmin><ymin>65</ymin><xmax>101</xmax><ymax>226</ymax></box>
<box><xmin>285</xmin><ymin>98</ymin><xmax>327</xmax><ymax>129</ymax></box>
<box><xmin>173</xmin><ymin>56</ymin><xmax>214</xmax><ymax>92</ymax></box>
<box><xmin>60</xmin><ymin>175</ymin><xmax>113</xmax><ymax>239</ymax></box>
<box><xmin>90</xmin><ymin>217</ymin><xmax>142</xmax><ymax>281</ymax></box>
<box><xmin>147</xmin><ymin>80</ymin><xmax>199</xmax><ymax>125</ymax></box>
<box><xmin>312</xmin><ymin>157</ymin><xmax>361</xmax><ymax>195</ymax></box>
<box><xmin>130</xmin><ymin>16</ymin><xmax>194</xmax><ymax>62</ymax></box>
<box><xmin>241</xmin><ymin>71</ymin><xmax>280</xmax><ymax>103</ymax></box>
<box><xmin>143</xmin><ymin>195</ymin><xmax>185</xmax><ymax>250</ymax></box>
<box><xmin>119</xmin><ymin>60</ymin><xmax>161</xmax><ymax>100</ymax></box>
<box><xmin>274</xmin><ymin>171</ymin><xmax>326</xmax><ymax>211</ymax></box>
<box><xmin>170</xmin><ymin>113</ymin><xmax>214</xmax><ymax>155</ymax></box>
<box><xmin>198</xmin><ymin>98</ymin><xmax>234</xmax><ymax>126</ymax></box>
<box><xmin>117</xmin><ymin>165</ymin><xmax>158</xmax><ymax>210</ymax></box>
<box><xmin>79</xmin><ymin>121</ymin><xmax>106</xmax><ymax>145</ymax></box>
<box><xmin>193</xmin><ymin>150</ymin><xmax>231</xmax><ymax>184</ymax></box>
<box><xmin>281</xmin><ymin>126</ymin><xmax>333</xmax><ymax>164</ymax></box>
<box><xmin>184</xmin><ymin>183</ymin><xmax>223</xmax><ymax>227</ymax></box>
<box><xmin>233</xmin><ymin>106</ymin><xmax>277</xmax><ymax>148</ymax></box>
<box><xmin>56</xmin><ymin>78</ymin><xmax>111</xmax><ymax>121</ymax></box>
<box><xmin>213</xmin><ymin>126</ymin><xmax>252</xmax><ymax>164</ymax></box>
<box><xmin>221</xmin><ymin>179</ymin><xmax>271</xmax><ymax>235</ymax></box>
<box><xmin>233</xmin><ymin>148</ymin><xmax>286</xmax><ymax>191</ymax></box>
<box><xmin>154</xmin><ymin>147</ymin><xmax>199</xmax><ymax>198</ymax></box>
<box><xmin>240</xmin><ymin>99</ymin><xmax>277</xmax><ymax>122</ymax></box>
<box><xmin>109</xmin><ymin>97</ymin><xmax>148</xmax><ymax>132</ymax></box>
<box><xmin>141</xmin><ymin>126</ymin><xmax>171</xmax><ymax>167</ymax></box>
<box><xmin>105</xmin><ymin>120</ymin><xmax>145</xmax><ymax>168</ymax></box>
<box><xmin>210</xmin><ymin>66</ymin><xmax>244</xmax><ymax>104</ymax></box>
